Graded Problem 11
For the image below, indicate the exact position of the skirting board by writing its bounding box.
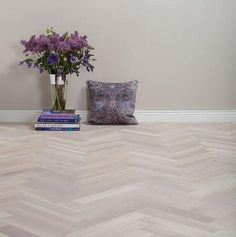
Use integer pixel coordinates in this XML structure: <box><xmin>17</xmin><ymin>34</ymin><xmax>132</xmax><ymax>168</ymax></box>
<box><xmin>0</xmin><ymin>110</ymin><xmax>236</xmax><ymax>122</ymax></box>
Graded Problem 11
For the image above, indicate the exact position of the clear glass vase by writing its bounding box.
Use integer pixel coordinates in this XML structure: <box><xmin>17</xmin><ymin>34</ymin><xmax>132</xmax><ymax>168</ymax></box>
<box><xmin>50</xmin><ymin>74</ymin><xmax>68</xmax><ymax>111</ymax></box>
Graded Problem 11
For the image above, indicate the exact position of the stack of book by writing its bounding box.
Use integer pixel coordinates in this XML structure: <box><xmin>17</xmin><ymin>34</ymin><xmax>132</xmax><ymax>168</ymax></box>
<box><xmin>35</xmin><ymin>110</ymin><xmax>81</xmax><ymax>131</ymax></box>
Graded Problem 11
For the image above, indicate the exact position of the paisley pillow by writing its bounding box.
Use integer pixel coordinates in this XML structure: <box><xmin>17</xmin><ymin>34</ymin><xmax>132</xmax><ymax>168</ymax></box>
<box><xmin>87</xmin><ymin>80</ymin><xmax>138</xmax><ymax>125</ymax></box>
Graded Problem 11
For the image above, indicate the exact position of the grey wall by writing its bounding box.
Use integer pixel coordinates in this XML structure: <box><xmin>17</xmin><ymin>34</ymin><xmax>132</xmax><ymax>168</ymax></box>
<box><xmin>0</xmin><ymin>0</ymin><xmax>235</xmax><ymax>110</ymax></box>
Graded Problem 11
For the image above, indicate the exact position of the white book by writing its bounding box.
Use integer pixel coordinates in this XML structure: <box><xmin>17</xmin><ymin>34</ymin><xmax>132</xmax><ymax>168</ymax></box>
<box><xmin>35</xmin><ymin>123</ymin><xmax>80</xmax><ymax>128</ymax></box>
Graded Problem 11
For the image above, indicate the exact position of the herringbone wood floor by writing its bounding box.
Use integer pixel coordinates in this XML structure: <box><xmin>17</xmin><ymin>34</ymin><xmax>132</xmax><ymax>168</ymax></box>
<box><xmin>0</xmin><ymin>123</ymin><xmax>236</xmax><ymax>237</ymax></box>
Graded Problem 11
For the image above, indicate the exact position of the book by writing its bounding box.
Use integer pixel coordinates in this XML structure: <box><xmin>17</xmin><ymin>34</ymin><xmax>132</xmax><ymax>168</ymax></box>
<box><xmin>38</xmin><ymin>114</ymin><xmax>81</xmax><ymax>123</ymax></box>
<box><xmin>40</xmin><ymin>114</ymin><xmax>77</xmax><ymax>119</ymax></box>
<box><xmin>35</xmin><ymin>127</ymin><xmax>80</xmax><ymax>131</ymax></box>
<box><xmin>41</xmin><ymin>109</ymin><xmax>76</xmax><ymax>114</ymax></box>
<box><xmin>35</xmin><ymin>123</ymin><xmax>80</xmax><ymax>128</ymax></box>
<box><xmin>39</xmin><ymin>109</ymin><xmax>77</xmax><ymax>119</ymax></box>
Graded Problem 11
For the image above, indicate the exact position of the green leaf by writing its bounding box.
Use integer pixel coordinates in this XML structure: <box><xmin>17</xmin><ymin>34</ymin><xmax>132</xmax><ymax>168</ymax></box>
<box><xmin>25</xmin><ymin>58</ymin><xmax>33</xmax><ymax>62</ymax></box>
<box><xmin>63</xmin><ymin>32</ymin><xmax>68</xmax><ymax>39</ymax></box>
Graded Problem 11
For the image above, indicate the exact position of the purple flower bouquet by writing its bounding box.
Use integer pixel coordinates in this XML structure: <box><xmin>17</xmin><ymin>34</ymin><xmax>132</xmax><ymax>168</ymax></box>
<box><xmin>20</xmin><ymin>27</ymin><xmax>95</xmax><ymax>111</ymax></box>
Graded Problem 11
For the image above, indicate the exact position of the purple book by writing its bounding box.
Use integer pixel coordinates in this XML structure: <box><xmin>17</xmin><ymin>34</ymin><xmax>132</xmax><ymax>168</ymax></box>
<box><xmin>39</xmin><ymin>109</ymin><xmax>76</xmax><ymax>119</ymax></box>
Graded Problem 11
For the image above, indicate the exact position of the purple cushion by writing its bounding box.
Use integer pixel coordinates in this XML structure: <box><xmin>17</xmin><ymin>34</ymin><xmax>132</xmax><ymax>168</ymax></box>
<box><xmin>87</xmin><ymin>80</ymin><xmax>138</xmax><ymax>125</ymax></box>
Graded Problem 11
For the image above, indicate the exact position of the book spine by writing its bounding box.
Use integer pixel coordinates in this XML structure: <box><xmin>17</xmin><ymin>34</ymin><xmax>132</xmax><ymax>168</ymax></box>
<box><xmin>36</xmin><ymin>127</ymin><xmax>80</xmax><ymax>131</ymax></box>
<box><xmin>38</xmin><ymin>114</ymin><xmax>80</xmax><ymax>122</ymax></box>
<box><xmin>35</xmin><ymin>123</ymin><xmax>80</xmax><ymax>128</ymax></box>
<box><xmin>42</xmin><ymin>109</ymin><xmax>76</xmax><ymax>114</ymax></box>
<box><xmin>40</xmin><ymin>115</ymin><xmax>76</xmax><ymax>119</ymax></box>
<box><xmin>38</xmin><ymin>118</ymin><xmax>80</xmax><ymax>123</ymax></box>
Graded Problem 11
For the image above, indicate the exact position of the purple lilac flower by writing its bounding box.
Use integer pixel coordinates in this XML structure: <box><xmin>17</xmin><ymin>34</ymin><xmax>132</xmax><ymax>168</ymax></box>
<box><xmin>20</xmin><ymin>28</ymin><xmax>95</xmax><ymax>75</ymax></box>
<box><xmin>20</xmin><ymin>31</ymin><xmax>89</xmax><ymax>54</ymax></box>
<box><xmin>58</xmin><ymin>41</ymin><xmax>70</xmax><ymax>52</ymax></box>
<box><xmin>21</xmin><ymin>35</ymin><xmax>37</xmax><ymax>53</ymax></box>
<box><xmin>69</xmin><ymin>31</ymin><xmax>88</xmax><ymax>49</ymax></box>
<box><xmin>36</xmin><ymin>35</ymin><xmax>49</xmax><ymax>52</ymax></box>
<box><xmin>20</xmin><ymin>40</ymin><xmax>27</xmax><ymax>46</ymax></box>
<box><xmin>48</xmin><ymin>33</ymin><xmax>61</xmax><ymax>51</ymax></box>
<box><xmin>47</xmin><ymin>53</ymin><xmax>58</xmax><ymax>65</ymax></box>
<box><xmin>67</xmin><ymin>38</ymin><xmax>78</xmax><ymax>49</ymax></box>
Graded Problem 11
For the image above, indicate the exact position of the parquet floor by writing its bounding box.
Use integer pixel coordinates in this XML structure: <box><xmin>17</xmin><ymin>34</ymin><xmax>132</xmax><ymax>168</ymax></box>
<box><xmin>0</xmin><ymin>123</ymin><xmax>236</xmax><ymax>237</ymax></box>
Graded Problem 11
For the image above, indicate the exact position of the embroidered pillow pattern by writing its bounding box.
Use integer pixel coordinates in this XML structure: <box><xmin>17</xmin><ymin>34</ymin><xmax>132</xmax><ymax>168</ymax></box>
<box><xmin>87</xmin><ymin>80</ymin><xmax>138</xmax><ymax>125</ymax></box>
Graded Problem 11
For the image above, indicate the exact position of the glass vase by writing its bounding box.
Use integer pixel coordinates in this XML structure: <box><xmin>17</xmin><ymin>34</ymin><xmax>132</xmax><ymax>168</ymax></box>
<box><xmin>50</xmin><ymin>74</ymin><xmax>68</xmax><ymax>111</ymax></box>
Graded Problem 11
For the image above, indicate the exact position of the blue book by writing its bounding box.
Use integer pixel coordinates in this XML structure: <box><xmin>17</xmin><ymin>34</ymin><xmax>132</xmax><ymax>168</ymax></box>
<box><xmin>36</xmin><ymin>127</ymin><xmax>80</xmax><ymax>131</ymax></box>
<box><xmin>38</xmin><ymin>114</ymin><xmax>81</xmax><ymax>123</ymax></box>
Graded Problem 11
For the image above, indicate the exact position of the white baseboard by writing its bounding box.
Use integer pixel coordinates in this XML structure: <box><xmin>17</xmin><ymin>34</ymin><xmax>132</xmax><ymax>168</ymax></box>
<box><xmin>0</xmin><ymin>110</ymin><xmax>88</xmax><ymax>123</ymax></box>
<box><xmin>134</xmin><ymin>110</ymin><xmax>236</xmax><ymax>122</ymax></box>
<box><xmin>0</xmin><ymin>110</ymin><xmax>236</xmax><ymax>123</ymax></box>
